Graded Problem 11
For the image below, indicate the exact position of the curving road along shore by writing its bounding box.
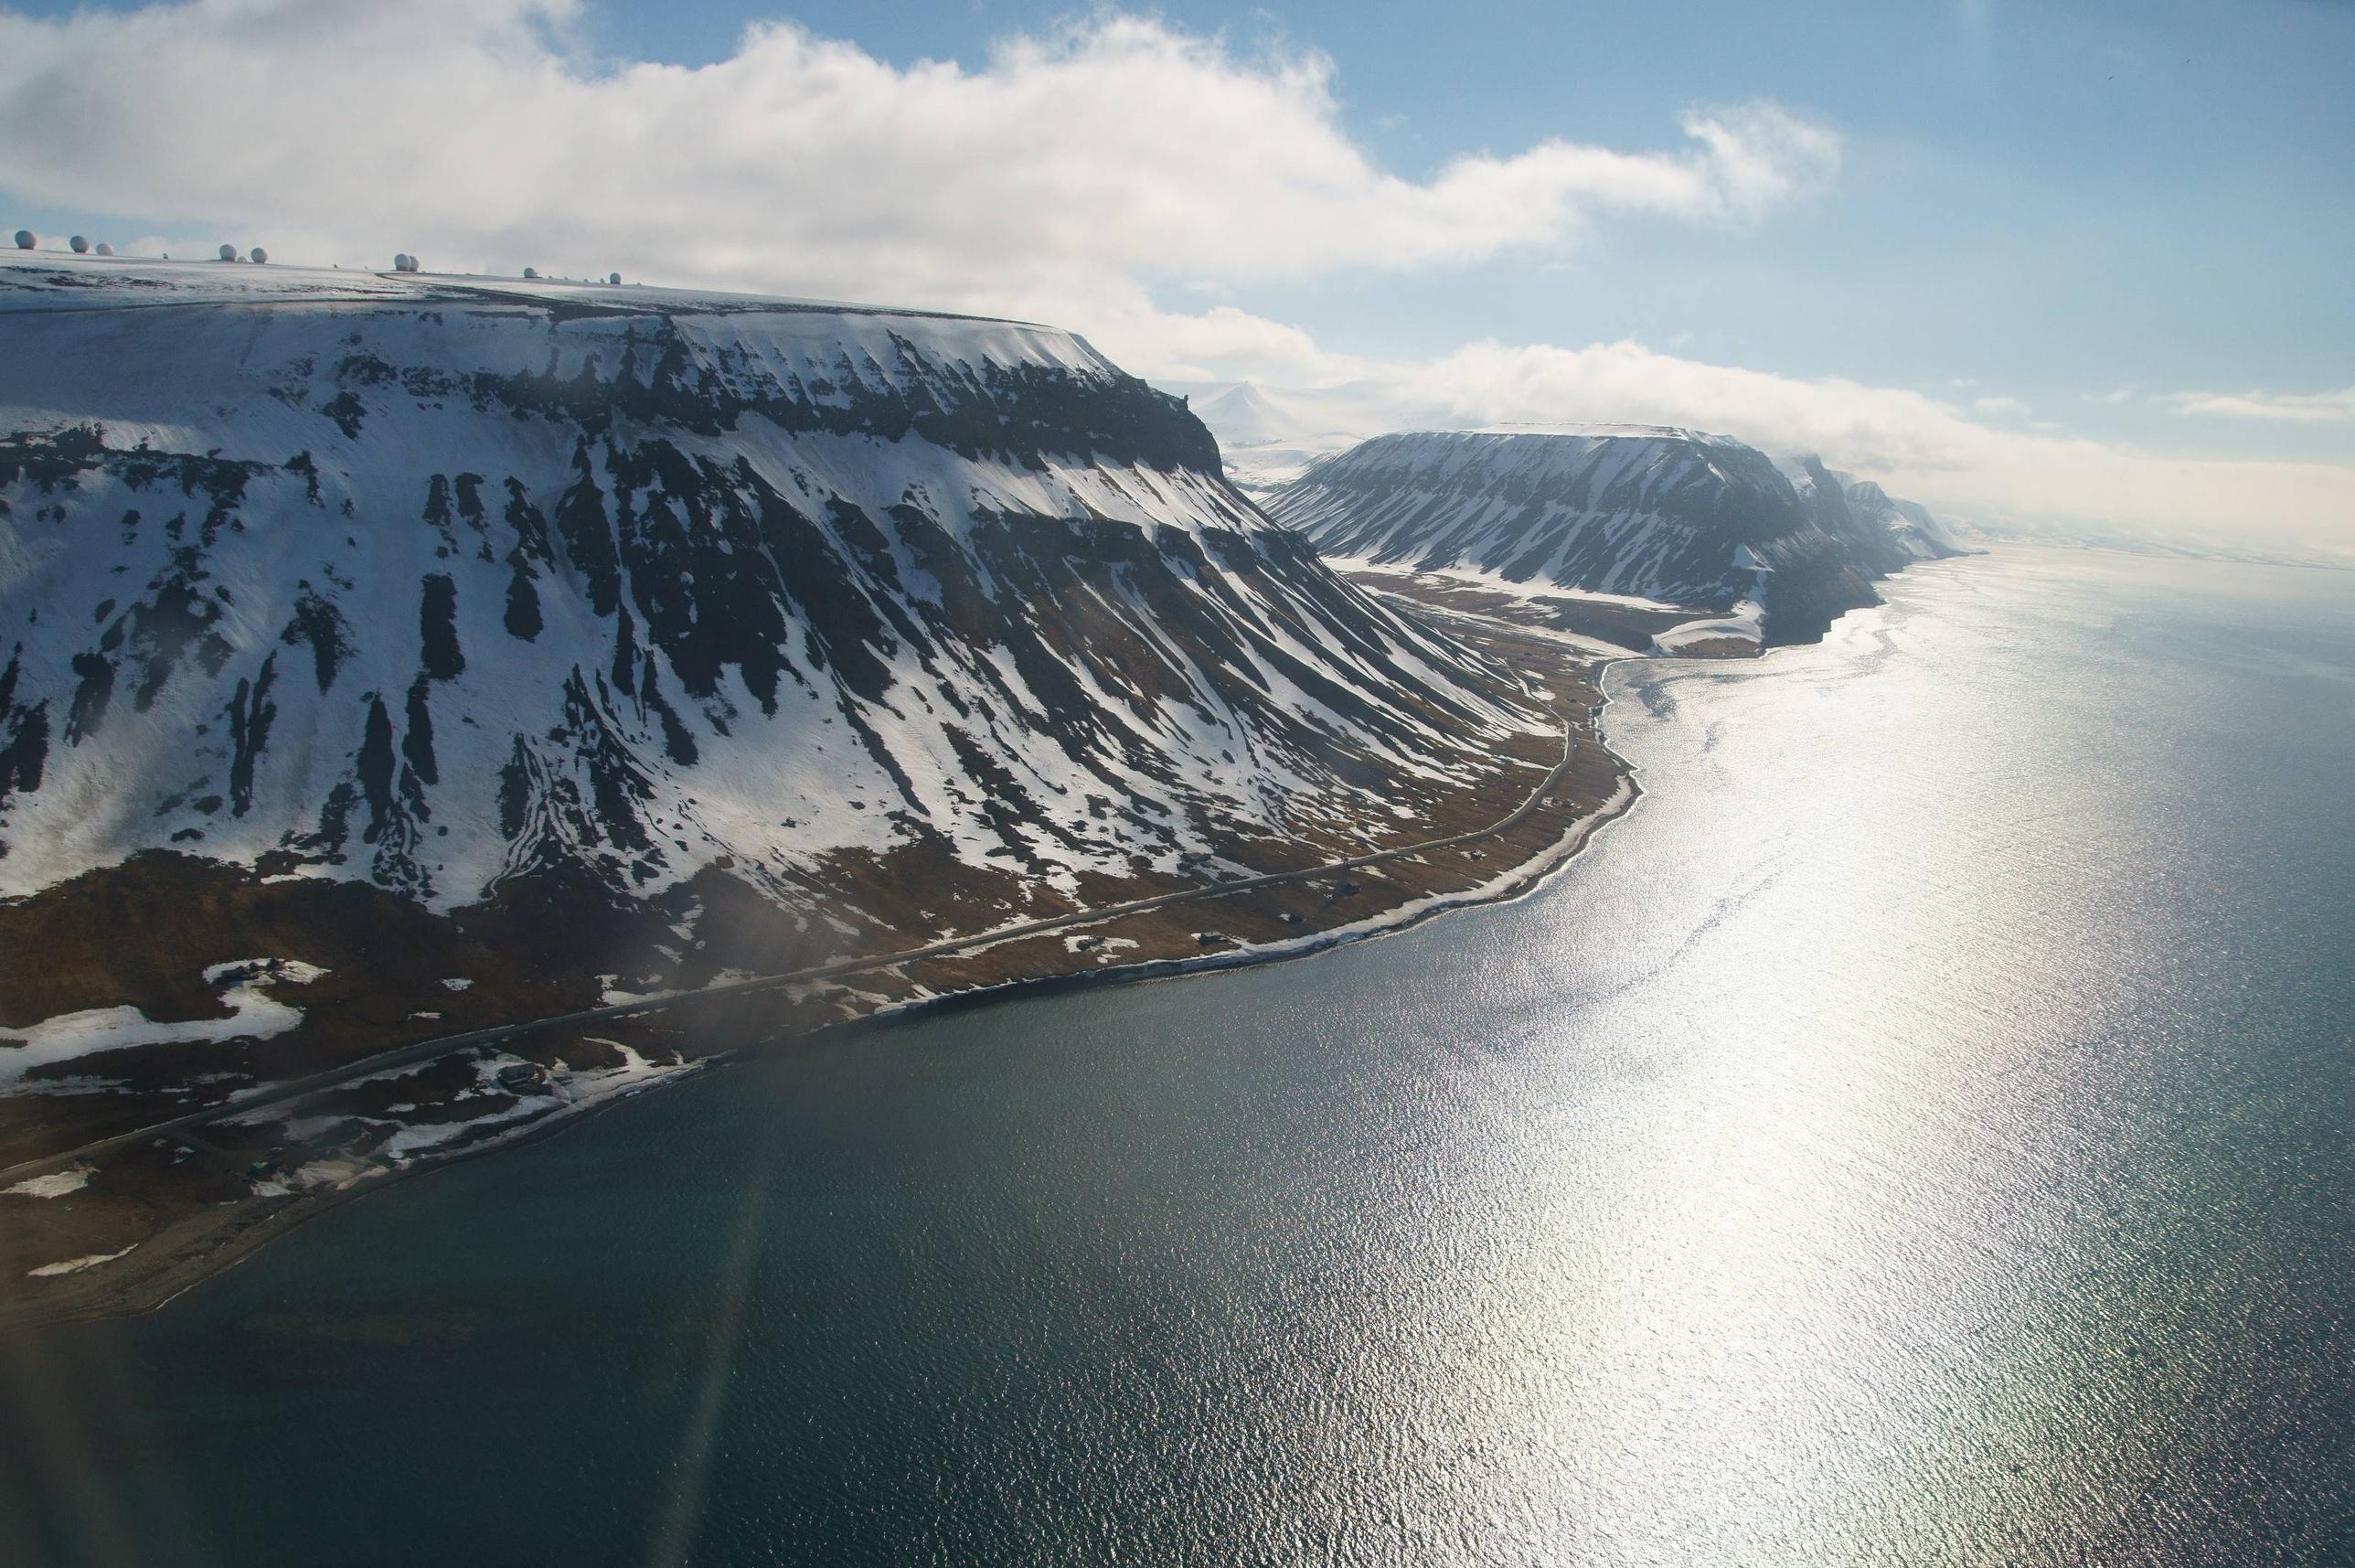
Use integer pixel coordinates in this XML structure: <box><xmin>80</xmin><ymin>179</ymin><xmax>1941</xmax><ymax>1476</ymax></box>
<box><xmin>0</xmin><ymin>690</ymin><xmax>1593</xmax><ymax>1195</ymax></box>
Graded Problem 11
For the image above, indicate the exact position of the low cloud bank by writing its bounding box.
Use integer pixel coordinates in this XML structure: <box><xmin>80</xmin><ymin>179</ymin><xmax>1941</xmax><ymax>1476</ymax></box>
<box><xmin>1154</xmin><ymin>332</ymin><xmax>2355</xmax><ymax>556</ymax></box>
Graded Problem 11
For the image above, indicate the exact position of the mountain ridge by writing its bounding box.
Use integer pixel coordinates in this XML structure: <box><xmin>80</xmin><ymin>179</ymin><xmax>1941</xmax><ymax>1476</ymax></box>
<box><xmin>0</xmin><ymin>257</ymin><xmax>1549</xmax><ymax>923</ymax></box>
<box><xmin>1264</xmin><ymin>424</ymin><xmax>1958</xmax><ymax>647</ymax></box>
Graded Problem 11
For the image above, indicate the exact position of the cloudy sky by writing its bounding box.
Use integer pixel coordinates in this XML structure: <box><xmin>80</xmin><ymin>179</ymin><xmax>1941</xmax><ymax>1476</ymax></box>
<box><xmin>2</xmin><ymin>0</ymin><xmax>2350</xmax><ymax>554</ymax></box>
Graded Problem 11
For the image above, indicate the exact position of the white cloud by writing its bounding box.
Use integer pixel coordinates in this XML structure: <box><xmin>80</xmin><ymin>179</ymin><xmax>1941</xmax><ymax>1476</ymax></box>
<box><xmin>1971</xmin><ymin>395</ymin><xmax>2030</xmax><ymax>418</ymax></box>
<box><xmin>2159</xmin><ymin>388</ymin><xmax>2355</xmax><ymax>425</ymax></box>
<box><xmin>1394</xmin><ymin>343</ymin><xmax>2350</xmax><ymax>549</ymax></box>
<box><xmin>0</xmin><ymin>1</ymin><xmax>2346</xmax><ymax>554</ymax></box>
<box><xmin>0</xmin><ymin>0</ymin><xmax>1835</xmax><ymax>316</ymax></box>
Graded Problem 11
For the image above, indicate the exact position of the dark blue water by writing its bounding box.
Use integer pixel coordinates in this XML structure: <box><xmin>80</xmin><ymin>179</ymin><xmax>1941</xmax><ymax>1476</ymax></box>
<box><xmin>5</xmin><ymin>548</ymin><xmax>2352</xmax><ymax>1566</ymax></box>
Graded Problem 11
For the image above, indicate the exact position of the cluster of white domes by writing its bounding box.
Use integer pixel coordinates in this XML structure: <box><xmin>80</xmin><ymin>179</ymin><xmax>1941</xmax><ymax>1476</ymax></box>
<box><xmin>11</xmin><ymin>228</ymin><xmax>640</xmax><ymax>287</ymax></box>
<box><xmin>15</xmin><ymin>229</ymin><xmax>119</xmax><ymax>256</ymax></box>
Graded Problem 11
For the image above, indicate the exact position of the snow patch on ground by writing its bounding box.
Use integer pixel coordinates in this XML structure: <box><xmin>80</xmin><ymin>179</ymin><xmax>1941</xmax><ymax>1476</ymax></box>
<box><xmin>1342</xmin><ymin>558</ymin><xmax>1686</xmax><ymax>613</ymax></box>
<box><xmin>0</xmin><ymin>958</ymin><xmax>324</xmax><ymax>1087</ymax></box>
<box><xmin>1652</xmin><ymin>600</ymin><xmax>1764</xmax><ymax>652</ymax></box>
<box><xmin>27</xmin><ymin>1244</ymin><xmax>136</xmax><ymax>1277</ymax></box>
<box><xmin>354</xmin><ymin>1041</ymin><xmax>694</xmax><ymax>1169</ymax></box>
<box><xmin>1063</xmin><ymin>932</ymin><xmax>1145</xmax><ymax>958</ymax></box>
<box><xmin>5</xmin><ymin>1166</ymin><xmax>92</xmax><ymax>1198</ymax></box>
<box><xmin>599</xmin><ymin>978</ymin><xmax>684</xmax><ymax>1007</ymax></box>
<box><xmin>291</xmin><ymin>1157</ymin><xmax>383</xmax><ymax>1193</ymax></box>
<box><xmin>5</xmin><ymin>1076</ymin><xmax>129</xmax><ymax>1097</ymax></box>
<box><xmin>570</xmin><ymin>1040</ymin><xmax>689</xmax><ymax>1094</ymax></box>
<box><xmin>201</xmin><ymin>958</ymin><xmax>328</xmax><ymax>987</ymax></box>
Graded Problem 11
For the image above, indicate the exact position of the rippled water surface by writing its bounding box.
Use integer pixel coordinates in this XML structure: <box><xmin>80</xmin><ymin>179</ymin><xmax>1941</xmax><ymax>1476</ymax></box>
<box><xmin>5</xmin><ymin>548</ymin><xmax>2353</xmax><ymax>1566</ymax></box>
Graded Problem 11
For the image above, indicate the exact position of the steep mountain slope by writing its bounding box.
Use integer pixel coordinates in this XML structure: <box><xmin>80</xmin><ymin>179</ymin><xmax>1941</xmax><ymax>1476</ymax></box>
<box><xmin>0</xmin><ymin>256</ymin><xmax>1550</xmax><ymax>990</ymax></box>
<box><xmin>0</xmin><ymin>258</ymin><xmax>1654</xmax><ymax>1314</ymax></box>
<box><xmin>1830</xmin><ymin>471</ymin><xmax>1958</xmax><ymax>560</ymax></box>
<box><xmin>1266</xmin><ymin>425</ymin><xmax>1957</xmax><ymax>645</ymax></box>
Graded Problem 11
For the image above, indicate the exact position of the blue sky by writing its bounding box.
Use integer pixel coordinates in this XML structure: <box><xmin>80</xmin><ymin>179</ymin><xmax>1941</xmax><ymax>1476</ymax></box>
<box><xmin>570</xmin><ymin>0</ymin><xmax>2355</xmax><ymax>464</ymax></box>
<box><xmin>2</xmin><ymin>0</ymin><xmax>2350</xmax><ymax>544</ymax></box>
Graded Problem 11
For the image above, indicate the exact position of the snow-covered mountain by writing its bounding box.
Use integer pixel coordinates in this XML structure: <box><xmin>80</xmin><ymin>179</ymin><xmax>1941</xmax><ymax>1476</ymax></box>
<box><xmin>0</xmin><ymin>256</ymin><xmax>1546</xmax><ymax>938</ymax></box>
<box><xmin>1827</xmin><ymin>471</ymin><xmax>1958</xmax><ymax>561</ymax></box>
<box><xmin>1178</xmin><ymin>380</ymin><xmax>1364</xmax><ymax>495</ymax></box>
<box><xmin>1264</xmin><ymin>425</ymin><xmax>1958</xmax><ymax>645</ymax></box>
<box><xmin>1194</xmin><ymin>383</ymin><xmax>1297</xmax><ymax>449</ymax></box>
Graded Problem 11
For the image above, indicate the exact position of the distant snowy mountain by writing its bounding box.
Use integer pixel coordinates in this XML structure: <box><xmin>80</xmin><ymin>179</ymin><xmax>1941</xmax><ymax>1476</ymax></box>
<box><xmin>1194</xmin><ymin>382</ymin><xmax>1296</xmax><ymax>449</ymax></box>
<box><xmin>1265</xmin><ymin>425</ymin><xmax>1959</xmax><ymax>645</ymax></box>
<box><xmin>1179</xmin><ymin>380</ymin><xmax>1365</xmax><ymax>495</ymax></box>
<box><xmin>0</xmin><ymin>257</ymin><xmax>1545</xmax><ymax>941</ymax></box>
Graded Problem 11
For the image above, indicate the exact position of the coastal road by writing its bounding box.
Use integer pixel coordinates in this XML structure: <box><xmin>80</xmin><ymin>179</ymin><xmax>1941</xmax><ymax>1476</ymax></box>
<box><xmin>0</xmin><ymin>692</ymin><xmax>1593</xmax><ymax>1187</ymax></box>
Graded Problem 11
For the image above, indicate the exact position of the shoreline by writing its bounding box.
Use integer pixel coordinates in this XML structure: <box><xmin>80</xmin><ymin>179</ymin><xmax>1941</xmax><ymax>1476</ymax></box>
<box><xmin>5</xmin><ymin>564</ymin><xmax>1914</xmax><ymax>1336</ymax></box>
<box><xmin>12</xmin><ymin>549</ymin><xmax>1971</xmax><ymax>1334</ymax></box>
<box><xmin>8</xmin><ymin>770</ymin><xmax>1646</xmax><ymax>1336</ymax></box>
<box><xmin>0</xmin><ymin>642</ymin><xmax>1643</xmax><ymax>1333</ymax></box>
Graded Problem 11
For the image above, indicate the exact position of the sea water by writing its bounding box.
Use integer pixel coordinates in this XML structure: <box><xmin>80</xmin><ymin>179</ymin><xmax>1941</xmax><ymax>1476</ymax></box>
<box><xmin>4</xmin><ymin>547</ymin><xmax>2351</xmax><ymax>1566</ymax></box>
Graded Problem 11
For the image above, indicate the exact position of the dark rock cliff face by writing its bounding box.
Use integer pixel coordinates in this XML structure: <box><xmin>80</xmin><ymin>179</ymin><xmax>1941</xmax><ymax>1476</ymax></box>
<box><xmin>0</xmin><ymin>262</ymin><xmax>1543</xmax><ymax>935</ymax></box>
<box><xmin>1264</xmin><ymin>428</ymin><xmax>1955</xmax><ymax>646</ymax></box>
